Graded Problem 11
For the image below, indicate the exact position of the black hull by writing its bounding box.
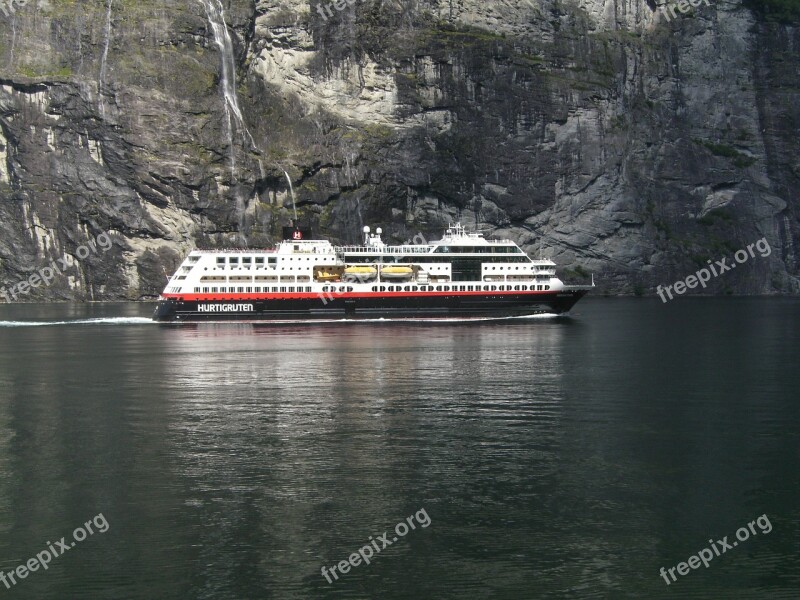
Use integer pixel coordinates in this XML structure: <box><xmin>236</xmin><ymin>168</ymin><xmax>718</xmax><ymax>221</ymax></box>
<box><xmin>152</xmin><ymin>290</ymin><xmax>588</xmax><ymax>322</ymax></box>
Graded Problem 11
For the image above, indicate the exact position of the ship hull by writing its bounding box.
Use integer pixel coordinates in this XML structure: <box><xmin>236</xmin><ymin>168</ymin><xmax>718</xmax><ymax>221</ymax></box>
<box><xmin>152</xmin><ymin>289</ymin><xmax>588</xmax><ymax>322</ymax></box>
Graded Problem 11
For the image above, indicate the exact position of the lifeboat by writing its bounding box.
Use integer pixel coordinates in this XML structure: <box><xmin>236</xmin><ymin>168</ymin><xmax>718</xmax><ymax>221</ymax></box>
<box><xmin>380</xmin><ymin>265</ymin><xmax>414</xmax><ymax>280</ymax></box>
<box><xmin>315</xmin><ymin>270</ymin><xmax>340</xmax><ymax>282</ymax></box>
<box><xmin>343</xmin><ymin>266</ymin><xmax>378</xmax><ymax>282</ymax></box>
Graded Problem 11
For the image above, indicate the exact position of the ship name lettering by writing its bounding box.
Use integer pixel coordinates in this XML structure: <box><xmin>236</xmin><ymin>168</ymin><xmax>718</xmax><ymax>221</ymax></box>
<box><xmin>197</xmin><ymin>304</ymin><xmax>255</xmax><ymax>313</ymax></box>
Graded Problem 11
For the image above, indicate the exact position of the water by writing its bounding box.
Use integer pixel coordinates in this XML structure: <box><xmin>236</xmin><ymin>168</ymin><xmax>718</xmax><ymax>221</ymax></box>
<box><xmin>198</xmin><ymin>0</ymin><xmax>256</xmax><ymax>154</ymax></box>
<box><xmin>98</xmin><ymin>0</ymin><xmax>113</xmax><ymax>118</ymax></box>
<box><xmin>0</xmin><ymin>298</ymin><xmax>798</xmax><ymax>599</ymax></box>
<box><xmin>284</xmin><ymin>170</ymin><xmax>298</xmax><ymax>222</ymax></box>
<box><xmin>198</xmin><ymin>0</ymin><xmax>255</xmax><ymax>245</ymax></box>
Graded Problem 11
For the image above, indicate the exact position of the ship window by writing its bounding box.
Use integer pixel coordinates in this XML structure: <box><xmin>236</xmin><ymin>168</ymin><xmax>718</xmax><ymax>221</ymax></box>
<box><xmin>216</xmin><ymin>257</ymin><xmax>225</xmax><ymax>265</ymax></box>
<box><xmin>268</xmin><ymin>257</ymin><xmax>277</xmax><ymax>265</ymax></box>
<box><xmin>545</xmin><ymin>285</ymin><xmax>550</xmax><ymax>290</ymax></box>
<box><xmin>255</xmin><ymin>257</ymin><xmax>264</xmax><ymax>265</ymax></box>
<box><xmin>229</xmin><ymin>257</ymin><xmax>239</xmax><ymax>264</ymax></box>
<box><xmin>347</xmin><ymin>287</ymin><xmax>353</xmax><ymax>292</ymax></box>
<box><xmin>280</xmin><ymin>287</ymin><xmax>287</xmax><ymax>292</ymax></box>
<box><xmin>436</xmin><ymin>286</ymin><xmax>442</xmax><ymax>291</ymax></box>
<box><xmin>305</xmin><ymin>287</ymin><xmax>312</xmax><ymax>292</ymax></box>
<box><xmin>380</xmin><ymin>286</ymin><xmax>386</xmax><ymax>292</ymax></box>
<box><xmin>372</xmin><ymin>286</ymin><xmax>378</xmax><ymax>292</ymax></box>
<box><xmin>339</xmin><ymin>287</ymin><xmax>346</xmax><ymax>293</ymax></box>
<box><xmin>211</xmin><ymin>287</ymin><xmax>218</xmax><ymax>293</ymax></box>
<box><xmin>242</xmin><ymin>257</ymin><xmax>252</xmax><ymax>264</ymax></box>
<box><xmin>246</xmin><ymin>287</ymin><xmax>252</xmax><ymax>293</ymax></box>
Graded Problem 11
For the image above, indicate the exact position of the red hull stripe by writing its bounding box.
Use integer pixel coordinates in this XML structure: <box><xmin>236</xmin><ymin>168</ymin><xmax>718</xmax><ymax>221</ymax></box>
<box><xmin>163</xmin><ymin>291</ymin><xmax>560</xmax><ymax>301</ymax></box>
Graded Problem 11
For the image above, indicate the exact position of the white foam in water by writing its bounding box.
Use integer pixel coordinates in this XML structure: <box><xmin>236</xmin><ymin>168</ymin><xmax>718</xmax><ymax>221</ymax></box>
<box><xmin>0</xmin><ymin>314</ymin><xmax>563</xmax><ymax>327</ymax></box>
<box><xmin>0</xmin><ymin>317</ymin><xmax>154</xmax><ymax>327</ymax></box>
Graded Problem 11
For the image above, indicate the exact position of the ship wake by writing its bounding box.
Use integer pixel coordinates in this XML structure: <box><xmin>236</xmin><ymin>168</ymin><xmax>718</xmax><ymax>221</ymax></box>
<box><xmin>0</xmin><ymin>317</ymin><xmax>154</xmax><ymax>327</ymax></box>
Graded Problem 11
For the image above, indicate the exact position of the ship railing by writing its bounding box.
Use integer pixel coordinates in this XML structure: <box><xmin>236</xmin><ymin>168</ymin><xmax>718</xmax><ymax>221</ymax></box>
<box><xmin>190</xmin><ymin>249</ymin><xmax>279</xmax><ymax>254</ymax></box>
<box><xmin>334</xmin><ymin>245</ymin><xmax>434</xmax><ymax>255</ymax></box>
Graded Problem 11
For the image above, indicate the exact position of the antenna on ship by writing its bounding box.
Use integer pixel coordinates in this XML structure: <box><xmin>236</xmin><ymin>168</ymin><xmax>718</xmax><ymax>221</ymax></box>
<box><xmin>283</xmin><ymin>170</ymin><xmax>298</xmax><ymax>223</ymax></box>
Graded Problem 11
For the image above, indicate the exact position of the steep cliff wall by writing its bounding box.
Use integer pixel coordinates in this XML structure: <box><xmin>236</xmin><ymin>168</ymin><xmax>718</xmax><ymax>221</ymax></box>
<box><xmin>0</xmin><ymin>0</ymin><xmax>797</xmax><ymax>299</ymax></box>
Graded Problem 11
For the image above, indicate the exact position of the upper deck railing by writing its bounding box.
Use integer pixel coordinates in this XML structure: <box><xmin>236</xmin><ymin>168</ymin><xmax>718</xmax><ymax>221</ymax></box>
<box><xmin>335</xmin><ymin>245</ymin><xmax>434</xmax><ymax>254</ymax></box>
<box><xmin>189</xmin><ymin>248</ymin><xmax>279</xmax><ymax>254</ymax></box>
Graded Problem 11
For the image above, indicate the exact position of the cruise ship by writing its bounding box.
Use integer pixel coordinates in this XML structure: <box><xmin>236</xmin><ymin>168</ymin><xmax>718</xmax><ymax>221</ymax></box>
<box><xmin>152</xmin><ymin>224</ymin><xmax>593</xmax><ymax>322</ymax></box>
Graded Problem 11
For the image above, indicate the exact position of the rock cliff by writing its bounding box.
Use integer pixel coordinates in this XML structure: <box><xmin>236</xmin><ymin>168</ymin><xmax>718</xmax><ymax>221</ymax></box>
<box><xmin>0</xmin><ymin>0</ymin><xmax>797</xmax><ymax>299</ymax></box>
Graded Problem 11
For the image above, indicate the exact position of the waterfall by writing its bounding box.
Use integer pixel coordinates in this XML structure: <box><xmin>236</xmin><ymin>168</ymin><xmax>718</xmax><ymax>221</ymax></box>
<box><xmin>783</xmin><ymin>215</ymin><xmax>796</xmax><ymax>269</ymax></box>
<box><xmin>197</xmin><ymin>0</ymin><xmax>258</xmax><ymax>246</ymax></box>
<box><xmin>284</xmin><ymin>170</ymin><xmax>298</xmax><ymax>223</ymax></box>
<box><xmin>197</xmin><ymin>0</ymin><xmax>256</xmax><ymax>157</ymax></box>
<box><xmin>99</xmin><ymin>0</ymin><xmax>113</xmax><ymax>118</ymax></box>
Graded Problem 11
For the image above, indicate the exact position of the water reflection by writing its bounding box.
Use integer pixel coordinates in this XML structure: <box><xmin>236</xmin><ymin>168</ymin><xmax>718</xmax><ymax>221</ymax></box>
<box><xmin>0</xmin><ymin>301</ymin><xmax>798</xmax><ymax>599</ymax></box>
<box><xmin>156</xmin><ymin>321</ymin><xmax>571</xmax><ymax>597</ymax></box>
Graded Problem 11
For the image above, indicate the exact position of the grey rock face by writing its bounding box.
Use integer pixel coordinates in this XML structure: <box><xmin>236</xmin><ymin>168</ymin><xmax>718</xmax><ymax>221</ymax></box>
<box><xmin>0</xmin><ymin>0</ymin><xmax>797</xmax><ymax>300</ymax></box>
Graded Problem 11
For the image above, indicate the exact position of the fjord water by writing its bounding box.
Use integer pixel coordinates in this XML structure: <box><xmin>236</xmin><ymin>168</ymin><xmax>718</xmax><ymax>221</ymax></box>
<box><xmin>0</xmin><ymin>299</ymin><xmax>798</xmax><ymax>599</ymax></box>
